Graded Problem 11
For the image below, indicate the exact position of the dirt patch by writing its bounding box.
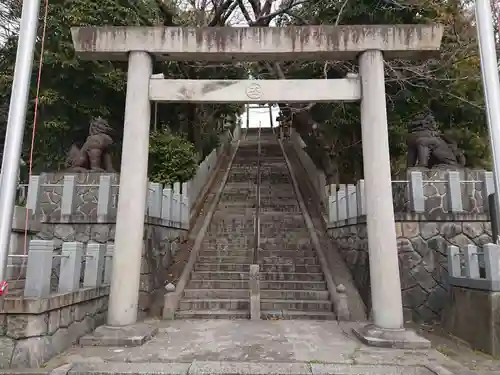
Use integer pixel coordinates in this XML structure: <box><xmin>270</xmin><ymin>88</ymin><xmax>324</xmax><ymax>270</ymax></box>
<box><xmin>409</xmin><ymin>322</ymin><xmax>500</xmax><ymax>373</ymax></box>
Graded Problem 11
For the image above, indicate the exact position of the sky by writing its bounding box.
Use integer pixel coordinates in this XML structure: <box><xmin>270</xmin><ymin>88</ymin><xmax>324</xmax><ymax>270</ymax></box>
<box><xmin>240</xmin><ymin>105</ymin><xmax>281</xmax><ymax>129</ymax></box>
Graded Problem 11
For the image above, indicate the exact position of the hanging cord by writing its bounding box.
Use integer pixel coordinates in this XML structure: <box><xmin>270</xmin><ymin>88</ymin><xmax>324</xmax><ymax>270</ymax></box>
<box><xmin>3</xmin><ymin>0</ymin><xmax>51</xmax><ymax>296</ymax></box>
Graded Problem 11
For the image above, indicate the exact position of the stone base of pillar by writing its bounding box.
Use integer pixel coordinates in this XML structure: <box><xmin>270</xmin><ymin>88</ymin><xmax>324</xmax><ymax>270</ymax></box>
<box><xmin>352</xmin><ymin>324</ymin><xmax>430</xmax><ymax>349</ymax></box>
<box><xmin>79</xmin><ymin>322</ymin><xmax>158</xmax><ymax>347</ymax></box>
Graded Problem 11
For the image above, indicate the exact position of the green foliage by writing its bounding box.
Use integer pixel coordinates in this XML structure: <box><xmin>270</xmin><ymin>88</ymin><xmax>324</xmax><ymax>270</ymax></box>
<box><xmin>0</xmin><ymin>0</ymin><xmax>493</xmax><ymax>184</ymax></box>
<box><xmin>148</xmin><ymin>130</ymin><xmax>198</xmax><ymax>185</ymax></box>
<box><xmin>276</xmin><ymin>0</ymin><xmax>490</xmax><ymax>181</ymax></box>
<box><xmin>0</xmin><ymin>0</ymin><xmax>244</xmax><ymax>177</ymax></box>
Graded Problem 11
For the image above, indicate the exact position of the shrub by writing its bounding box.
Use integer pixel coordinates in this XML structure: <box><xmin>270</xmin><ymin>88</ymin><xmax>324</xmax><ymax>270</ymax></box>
<box><xmin>148</xmin><ymin>129</ymin><xmax>198</xmax><ymax>185</ymax></box>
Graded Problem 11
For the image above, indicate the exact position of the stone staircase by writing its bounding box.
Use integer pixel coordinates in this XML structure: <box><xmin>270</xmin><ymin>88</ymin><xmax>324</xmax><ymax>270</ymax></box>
<box><xmin>176</xmin><ymin>131</ymin><xmax>335</xmax><ymax>320</ymax></box>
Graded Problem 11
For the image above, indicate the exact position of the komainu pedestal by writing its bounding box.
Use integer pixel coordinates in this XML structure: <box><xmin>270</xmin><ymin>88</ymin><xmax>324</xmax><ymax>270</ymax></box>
<box><xmin>37</xmin><ymin>172</ymin><xmax>120</xmax><ymax>222</ymax></box>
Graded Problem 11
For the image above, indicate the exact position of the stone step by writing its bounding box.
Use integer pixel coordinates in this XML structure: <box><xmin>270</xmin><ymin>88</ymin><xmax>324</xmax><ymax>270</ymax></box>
<box><xmin>219</xmin><ymin>192</ymin><xmax>258</xmax><ymax>200</ymax></box>
<box><xmin>260</xmin><ymin>197</ymin><xmax>298</xmax><ymax>203</ymax></box>
<box><xmin>260</xmin><ymin>178</ymin><xmax>292</xmax><ymax>184</ymax></box>
<box><xmin>261</xmin><ymin>280</ymin><xmax>327</xmax><ymax>290</ymax></box>
<box><xmin>259</xmin><ymin>257</ymin><xmax>319</xmax><ymax>265</ymax></box>
<box><xmin>258</xmin><ymin>250</ymin><xmax>317</xmax><ymax>258</ymax></box>
<box><xmin>200</xmin><ymin>250</ymin><xmax>316</xmax><ymax>258</ymax></box>
<box><xmin>226</xmin><ymin>175</ymin><xmax>257</xmax><ymax>184</ymax></box>
<box><xmin>259</xmin><ymin>213</ymin><xmax>304</xmax><ymax>219</ymax></box>
<box><xmin>260</xmin><ymin>206</ymin><xmax>301</xmax><ymax>213</ymax></box>
<box><xmin>187</xmin><ymin>279</ymin><xmax>327</xmax><ymax>290</ymax></box>
<box><xmin>260</xmin><ymin>241</ymin><xmax>314</xmax><ymax>249</ymax></box>
<box><xmin>259</xmin><ymin>229</ymin><xmax>309</xmax><ymax>236</ymax></box>
<box><xmin>260</xmin><ymin>164</ymin><xmax>288</xmax><ymax>169</ymax></box>
<box><xmin>216</xmin><ymin>202</ymin><xmax>257</xmax><ymax>209</ymax></box>
<box><xmin>209</xmin><ymin>230</ymin><xmax>255</xmax><ymax>236</ymax></box>
<box><xmin>184</xmin><ymin>288</ymin><xmax>249</xmax><ymax>299</ymax></box>
<box><xmin>211</xmin><ymin>212</ymin><xmax>255</xmax><ymax>219</ymax></box>
<box><xmin>261</xmin><ymin>272</ymin><xmax>324</xmax><ymax>281</ymax></box>
<box><xmin>210</xmin><ymin>208</ymin><xmax>255</xmax><ymax>216</ymax></box>
<box><xmin>260</xmin><ymin>239</ymin><xmax>312</xmax><ymax>250</ymax></box>
<box><xmin>194</xmin><ymin>263</ymin><xmax>322</xmax><ymax>273</ymax></box>
<box><xmin>201</xmin><ymin>250</ymin><xmax>254</xmax><ymax>258</ymax></box>
<box><xmin>198</xmin><ymin>256</ymin><xmax>251</xmax><ymax>263</ymax></box>
<box><xmin>179</xmin><ymin>298</ymin><xmax>249</xmax><ymax>311</ymax></box>
<box><xmin>194</xmin><ymin>263</ymin><xmax>251</xmax><ymax>272</ymax></box>
<box><xmin>260</xmin><ymin>299</ymin><xmax>332</xmax><ymax>312</ymax></box>
<box><xmin>188</xmin><ymin>279</ymin><xmax>250</xmax><ymax>289</ymax></box>
<box><xmin>175</xmin><ymin>309</ymin><xmax>250</xmax><ymax>319</ymax></box>
<box><xmin>259</xmin><ymin>195</ymin><xmax>297</xmax><ymax>201</ymax></box>
<box><xmin>191</xmin><ymin>271</ymin><xmax>249</xmax><ymax>280</ymax></box>
<box><xmin>259</xmin><ymin>209</ymin><xmax>303</xmax><ymax>216</ymax></box>
<box><xmin>260</xmin><ymin>290</ymin><xmax>329</xmax><ymax>300</ymax></box>
<box><xmin>259</xmin><ymin>223</ymin><xmax>306</xmax><ymax>230</ymax></box>
<box><xmin>203</xmin><ymin>244</ymin><xmax>254</xmax><ymax>252</ymax></box>
<box><xmin>196</xmin><ymin>255</ymin><xmax>318</xmax><ymax>265</ymax></box>
<box><xmin>260</xmin><ymin>230</ymin><xmax>310</xmax><ymax>237</ymax></box>
<box><xmin>261</xmin><ymin>310</ymin><xmax>336</xmax><ymax>320</ymax></box>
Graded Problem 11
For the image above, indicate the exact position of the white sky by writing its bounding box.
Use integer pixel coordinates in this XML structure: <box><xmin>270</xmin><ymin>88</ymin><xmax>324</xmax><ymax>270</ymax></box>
<box><xmin>240</xmin><ymin>105</ymin><xmax>280</xmax><ymax>128</ymax></box>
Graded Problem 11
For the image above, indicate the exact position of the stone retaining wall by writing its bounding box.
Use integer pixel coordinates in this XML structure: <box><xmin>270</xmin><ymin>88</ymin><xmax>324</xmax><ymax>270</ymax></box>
<box><xmin>328</xmin><ymin>214</ymin><xmax>492</xmax><ymax>323</ymax></box>
<box><xmin>0</xmin><ymin>287</ymin><xmax>108</xmax><ymax>368</ymax></box>
<box><xmin>443</xmin><ymin>286</ymin><xmax>500</xmax><ymax>356</ymax></box>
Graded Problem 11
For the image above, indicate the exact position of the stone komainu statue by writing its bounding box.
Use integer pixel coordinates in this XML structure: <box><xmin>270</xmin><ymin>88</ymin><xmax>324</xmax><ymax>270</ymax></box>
<box><xmin>66</xmin><ymin>117</ymin><xmax>115</xmax><ymax>172</ymax></box>
<box><xmin>406</xmin><ymin>112</ymin><xmax>466</xmax><ymax>169</ymax></box>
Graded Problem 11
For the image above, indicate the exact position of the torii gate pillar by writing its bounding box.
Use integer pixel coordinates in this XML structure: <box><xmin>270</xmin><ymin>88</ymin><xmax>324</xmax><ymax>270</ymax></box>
<box><xmin>108</xmin><ymin>51</ymin><xmax>153</xmax><ymax>326</ymax></box>
<box><xmin>352</xmin><ymin>50</ymin><xmax>429</xmax><ymax>347</ymax></box>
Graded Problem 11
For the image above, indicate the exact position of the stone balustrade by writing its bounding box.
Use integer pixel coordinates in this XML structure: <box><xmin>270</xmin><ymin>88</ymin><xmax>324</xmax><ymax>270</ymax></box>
<box><xmin>447</xmin><ymin>243</ymin><xmax>500</xmax><ymax>291</ymax></box>
<box><xmin>19</xmin><ymin>239</ymin><xmax>113</xmax><ymax>298</ymax></box>
<box><xmin>24</xmin><ymin>131</ymin><xmax>234</xmax><ymax>230</ymax></box>
<box><xmin>25</xmin><ymin>174</ymin><xmax>191</xmax><ymax>228</ymax></box>
<box><xmin>327</xmin><ymin>169</ymin><xmax>494</xmax><ymax>227</ymax></box>
<box><xmin>0</xmin><ymin>239</ymin><xmax>113</xmax><ymax>368</ymax></box>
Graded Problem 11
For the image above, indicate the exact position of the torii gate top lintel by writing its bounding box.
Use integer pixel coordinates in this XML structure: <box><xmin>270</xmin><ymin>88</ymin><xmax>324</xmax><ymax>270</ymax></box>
<box><xmin>71</xmin><ymin>24</ymin><xmax>443</xmax><ymax>62</ymax></box>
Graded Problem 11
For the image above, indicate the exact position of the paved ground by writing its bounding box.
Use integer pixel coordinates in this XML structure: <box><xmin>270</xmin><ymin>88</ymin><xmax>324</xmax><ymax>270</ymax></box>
<box><xmin>43</xmin><ymin>320</ymin><xmax>499</xmax><ymax>374</ymax></box>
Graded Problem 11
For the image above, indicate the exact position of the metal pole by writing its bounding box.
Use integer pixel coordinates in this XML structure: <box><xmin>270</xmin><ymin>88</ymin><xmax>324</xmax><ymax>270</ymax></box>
<box><xmin>246</xmin><ymin>104</ymin><xmax>250</xmax><ymax>130</ymax></box>
<box><xmin>476</xmin><ymin>0</ymin><xmax>500</xmax><ymax>242</ymax></box>
<box><xmin>0</xmin><ymin>1</ymin><xmax>42</xmax><ymax>282</ymax></box>
<box><xmin>268</xmin><ymin>104</ymin><xmax>274</xmax><ymax>129</ymax></box>
<box><xmin>154</xmin><ymin>102</ymin><xmax>158</xmax><ymax>132</ymax></box>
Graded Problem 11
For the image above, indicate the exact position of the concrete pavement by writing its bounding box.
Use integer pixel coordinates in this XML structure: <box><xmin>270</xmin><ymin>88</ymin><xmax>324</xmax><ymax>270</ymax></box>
<box><xmin>31</xmin><ymin>319</ymin><xmax>497</xmax><ymax>375</ymax></box>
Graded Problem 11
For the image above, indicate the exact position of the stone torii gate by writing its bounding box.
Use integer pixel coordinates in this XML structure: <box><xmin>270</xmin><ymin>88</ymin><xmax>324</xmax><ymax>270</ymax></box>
<box><xmin>71</xmin><ymin>25</ymin><xmax>443</xmax><ymax>347</ymax></box>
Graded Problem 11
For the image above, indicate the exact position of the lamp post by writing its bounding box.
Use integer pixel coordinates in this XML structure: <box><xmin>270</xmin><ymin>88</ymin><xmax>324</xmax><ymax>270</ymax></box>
<box><xmin>0</xmin><ymin>1</ymin><xmax>42</xmax><ymax>284</ymax></box>
<box><xmin>475</xmin><ymin>0</ymin><xmax>500</xmax><ymax>241</ymax></box>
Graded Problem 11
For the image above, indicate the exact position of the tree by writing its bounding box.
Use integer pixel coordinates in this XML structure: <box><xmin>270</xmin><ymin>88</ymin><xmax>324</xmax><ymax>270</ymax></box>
<box><xmin>0</xmin><ymin>0</ymin><xmax>493</xmax><ymax>183</ymax></box>
<box><xmin>0</xmin><ymin>0</ymin><xmax>246</xmax><ymax>176</ymax></box>
<box><xmin>276</xmin><ymin>0</ymin><xmax>491</xmax><ymax>181</ymax></box>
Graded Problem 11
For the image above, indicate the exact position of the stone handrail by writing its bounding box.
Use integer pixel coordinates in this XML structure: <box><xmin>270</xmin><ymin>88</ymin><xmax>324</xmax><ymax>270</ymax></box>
<box><xmin>289</xmin><ymin>132</ymin><xmax>328</xmax><ymax>209</ymax></box>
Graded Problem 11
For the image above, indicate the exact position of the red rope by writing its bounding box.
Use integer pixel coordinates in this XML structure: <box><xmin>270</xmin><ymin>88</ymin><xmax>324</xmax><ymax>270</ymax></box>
<box><xmin>9</xmin><ymin>0</ymin><xmax>50</xmax><ymax>291</ymax></box>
